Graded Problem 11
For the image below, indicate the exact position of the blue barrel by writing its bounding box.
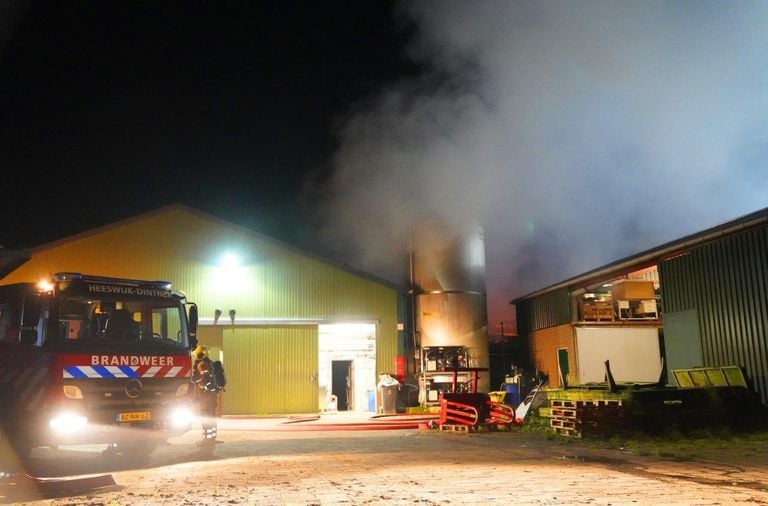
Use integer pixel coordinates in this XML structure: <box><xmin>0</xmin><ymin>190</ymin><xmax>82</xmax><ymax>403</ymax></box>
<box><xmin>502</xmin><ymin>383</ymin><xmax>520</xmax><ymax>407</ymax></box>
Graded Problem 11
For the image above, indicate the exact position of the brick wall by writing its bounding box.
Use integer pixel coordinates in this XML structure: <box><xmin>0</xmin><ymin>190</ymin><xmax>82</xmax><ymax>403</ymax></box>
<box><xmin>530</xmin><ymin>323</ymin><xmax>575</xmax><ymax>387</ymax></box>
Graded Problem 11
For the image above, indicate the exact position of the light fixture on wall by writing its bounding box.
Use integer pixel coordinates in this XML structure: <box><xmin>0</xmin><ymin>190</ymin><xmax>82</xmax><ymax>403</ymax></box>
<box><xmin>229</xmin><ymin>308</ymin><xmax>236</xmax><ymax>325</ymax></box>
<box><xmin>221</xmin><ymin>252</ymin><xmax>240</xmax><ymax>269</ymax></box>
<box><xmin>214</xmin><ymin>308</ymin><xmax>222</xmax><ymax>325</ymax></box>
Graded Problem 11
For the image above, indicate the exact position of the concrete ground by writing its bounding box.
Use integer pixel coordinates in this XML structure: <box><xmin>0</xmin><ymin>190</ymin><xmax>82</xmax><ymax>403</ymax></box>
<box><xmin>2</xmin><ymin>413</ymin><xmax>768</xmax><ymax>505</ymax></box>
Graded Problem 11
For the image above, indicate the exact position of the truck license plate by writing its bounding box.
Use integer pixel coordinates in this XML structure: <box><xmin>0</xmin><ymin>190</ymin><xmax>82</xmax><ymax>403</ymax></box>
<box><xmin>117</xmin><ymin>411</ymin><xmax>151</xmax><ymax>422</ymax></box>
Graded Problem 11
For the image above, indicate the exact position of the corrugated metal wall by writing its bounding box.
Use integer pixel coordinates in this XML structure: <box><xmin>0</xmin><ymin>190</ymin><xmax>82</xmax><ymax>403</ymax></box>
<box><xmin>515</xmin><ymin>288</ymin><xmax>571</xmax><ymax>334</ymax></box>
<box><xmin>1</xmin><ymin>206</ymin><xmax>399</xmax><ymax>412</ymax></box>
<box><xmin>224</xmin><ymin>327</ymin><xmax>318</xmax><ymax>414</ymax></box>
<box><xmin>659</xmin><ymin>225</ymin><xmax>768</xmax><ymax>403</ymax></box>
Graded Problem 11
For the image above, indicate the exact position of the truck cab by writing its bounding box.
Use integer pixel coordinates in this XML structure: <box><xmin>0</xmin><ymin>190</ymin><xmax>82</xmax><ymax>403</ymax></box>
<box><xmin>0</xmin><ymin>272</ymin><xmax>199</xmax><ymax>458</ymax></box>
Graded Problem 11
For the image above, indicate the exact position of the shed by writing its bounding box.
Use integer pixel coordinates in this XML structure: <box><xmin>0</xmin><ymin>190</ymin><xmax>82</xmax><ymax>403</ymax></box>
<box><xmin>513</xmin><ymin>207</ymin><xmax>768</xmax><ymax>404</ymax></box>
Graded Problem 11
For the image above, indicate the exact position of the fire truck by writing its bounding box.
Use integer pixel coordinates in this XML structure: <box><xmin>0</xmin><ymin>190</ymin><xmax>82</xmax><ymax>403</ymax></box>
<box><xmin>0</xmin><ymin>266</ymin><xmax>199</xmax><ymax>458</ymax></box>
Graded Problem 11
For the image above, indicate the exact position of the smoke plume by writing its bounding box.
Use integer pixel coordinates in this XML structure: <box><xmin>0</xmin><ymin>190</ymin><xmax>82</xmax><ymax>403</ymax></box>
<box><xmin>310</xmin><ymin>1</ymin><xmax>768</xmax><ymax>333</ymax></box>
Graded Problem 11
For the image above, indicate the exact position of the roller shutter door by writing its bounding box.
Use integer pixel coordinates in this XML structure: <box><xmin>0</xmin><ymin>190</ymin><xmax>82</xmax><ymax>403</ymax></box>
<box><xmin>223</xmin><ymin>326</ymin><xmax>318</xmax><ymax>414</ymax></box>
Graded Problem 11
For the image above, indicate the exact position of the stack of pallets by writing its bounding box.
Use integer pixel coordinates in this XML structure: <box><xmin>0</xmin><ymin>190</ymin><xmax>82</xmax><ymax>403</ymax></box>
<box><xmin>549</xmin><ymin>399</ymin><xmax>626</xmax><ymax>437</ymax></box>
<box><xmin>550</xmin><ymin>399</ymin><xmax>579</xmax><ymax>436</ymax></box>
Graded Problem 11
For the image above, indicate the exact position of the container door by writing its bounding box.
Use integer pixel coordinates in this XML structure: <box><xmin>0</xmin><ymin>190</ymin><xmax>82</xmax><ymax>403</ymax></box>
<box><xmin>557</xmin><ymin>348</ymin><xmax>569</xmax><ymax>388</ymax></box>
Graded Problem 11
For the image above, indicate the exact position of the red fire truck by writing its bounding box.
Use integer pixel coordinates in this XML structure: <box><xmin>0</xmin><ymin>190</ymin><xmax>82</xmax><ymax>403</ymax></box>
<box><xmin>0</xmin><ymin>267</ymin><xmax>199</xmax><ymax>458</ymax></box>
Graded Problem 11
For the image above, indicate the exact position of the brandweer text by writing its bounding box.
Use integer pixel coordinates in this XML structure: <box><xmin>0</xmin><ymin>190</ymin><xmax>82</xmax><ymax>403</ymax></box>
<box><xmin>91</xmin><ymin>355</ymin><xmax>175</xmax><ymax>366</ymax></box>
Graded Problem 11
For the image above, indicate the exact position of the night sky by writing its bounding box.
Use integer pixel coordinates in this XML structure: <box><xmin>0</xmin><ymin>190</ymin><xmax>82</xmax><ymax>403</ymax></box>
<box><xmin>3</xmin><ymin>1</ymin><xmax>768</xmax><ymax>335</ymax></box>
<box><xmin>0</xmin><ymin>0</ymin><xmax>417</xmax><ymax>248</ymax></box>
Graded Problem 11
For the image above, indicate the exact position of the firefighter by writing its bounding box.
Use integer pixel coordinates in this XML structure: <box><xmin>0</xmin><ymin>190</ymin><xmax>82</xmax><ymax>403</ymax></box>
<box><xmin>191</xmin><ymin>345</ymin><xmax>219</xmax><ymax>450</ymax></box>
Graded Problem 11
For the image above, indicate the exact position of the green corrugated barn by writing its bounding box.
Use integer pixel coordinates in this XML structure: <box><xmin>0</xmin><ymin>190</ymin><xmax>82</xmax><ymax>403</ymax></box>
<box><xmin>513</xmin><ymin>207</ymin><xmax>768</xmax><ymax>405</ymax></box>
<box><xmin>1</xmin><ymin>204</ymin><xmax>401</xmax><ymax>415</ymax></box>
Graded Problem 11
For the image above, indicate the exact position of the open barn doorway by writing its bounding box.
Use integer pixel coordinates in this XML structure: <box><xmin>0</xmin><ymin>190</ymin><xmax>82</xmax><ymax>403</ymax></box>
<box><xmin>332</xmin><ymin>360</ymin><xmax>353</xmax><ymax>411</ymax></box>
<box><xmin>319</xmin><ymin>323</ymin><xmax>376</xmax><ymax>413</ymax></box>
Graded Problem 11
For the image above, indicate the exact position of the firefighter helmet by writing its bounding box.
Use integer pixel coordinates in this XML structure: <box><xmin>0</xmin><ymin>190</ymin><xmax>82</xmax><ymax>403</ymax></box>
<box><xmin>192</xmin><ymin>345</ymin><xmax>208</xmax><ymax>361</ymax></box>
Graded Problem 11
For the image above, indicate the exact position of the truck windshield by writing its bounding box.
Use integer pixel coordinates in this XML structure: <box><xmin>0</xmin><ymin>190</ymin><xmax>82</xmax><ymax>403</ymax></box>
<box><xmin>57</xmin><ymin>296</ymin><xmax>187</xmax><ymax>349</ymax></box>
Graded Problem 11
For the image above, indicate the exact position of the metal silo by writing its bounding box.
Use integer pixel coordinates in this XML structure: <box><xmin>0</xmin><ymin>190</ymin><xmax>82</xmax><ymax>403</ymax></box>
<box><xmin>412</xmin><ymin>220</ymin><xmax>490</xmax><ymax>395</ymax></box>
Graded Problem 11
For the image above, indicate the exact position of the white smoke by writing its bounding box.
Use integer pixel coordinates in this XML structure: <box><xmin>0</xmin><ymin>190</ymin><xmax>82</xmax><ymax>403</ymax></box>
<box><xmin>310</xmin><ymin>0</ymin><xmax>768</xmax><ymax>331</ymax></box>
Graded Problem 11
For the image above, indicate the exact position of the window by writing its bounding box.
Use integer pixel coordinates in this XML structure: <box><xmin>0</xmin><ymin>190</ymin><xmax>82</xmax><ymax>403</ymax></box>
<box><xmin>57</xmin><ymin>296</ymin><xmax>187</xmax><ymax>349</ymax></box>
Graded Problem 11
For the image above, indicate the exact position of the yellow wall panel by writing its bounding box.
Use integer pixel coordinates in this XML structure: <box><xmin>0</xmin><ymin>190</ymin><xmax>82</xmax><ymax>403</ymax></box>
<box><xmin>223</xmin><ymin>326</ymin><xmax>318</xmax><ymax>414</ymax></box>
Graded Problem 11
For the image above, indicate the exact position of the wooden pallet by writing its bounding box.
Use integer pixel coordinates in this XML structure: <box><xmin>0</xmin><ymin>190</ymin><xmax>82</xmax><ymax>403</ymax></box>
<box><xmin>551</xmin><ymin>408</ymin><xmax>576</xmax><ymax>418</ymax></box>
<box><xmin>549</xmin><ymin>398</ymin><xmax>627</xmax><ymax>438</ymax></box>
<box><xmin>550</xmin><ymin>398</ymin><xmax>623</xmax><ymax>408</ymax></box>
<box><xmin>576</xmin><ymin>399</ymin><xmax>622</xmax><ymax>407</ymax></box>
<box><xmin>550</xmin><ymin>418</ymin><xmax>577</xmax><ymax>429</ymax></box>
<box><xmin>552</xmin><ymin>426</ymin><xmax>581</xmax><ymax>438</ymax></box>
<box><xmin>438</xmin><ymin>423</ymin><xmax>475</xmax><ymax>433</ymax></box>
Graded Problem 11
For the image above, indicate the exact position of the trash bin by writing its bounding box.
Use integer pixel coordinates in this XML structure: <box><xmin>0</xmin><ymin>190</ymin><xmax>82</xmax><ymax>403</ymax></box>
<box><xmin>502</xmin><ymin>382</ymin><xmax>520</xmax><ymax>407</ymax></box>
<box><xmin>380</xmin><ymin>385</ymin><xmax>398</xmax><ymax>414</ymax></box>
<box><xmin>377</xmin><ymin>373</ymin><xmax>400</xmax><ymax>415</ymax></box>
<box><xmin>367</xmin><ymin>390</ymin><xmax>375</xmax><ymax>412</ymax></box>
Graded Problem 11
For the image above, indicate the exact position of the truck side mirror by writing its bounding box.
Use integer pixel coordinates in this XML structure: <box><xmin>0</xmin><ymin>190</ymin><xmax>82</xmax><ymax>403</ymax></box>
<box><xmin>188</xmin><ymin>303</ymin><xmax>198</xmax><ymax>349</ymax></box>
<box><xmin>20</xmin><ymin>296</ymin><xmax>42</xmax><ymax>345</ymax></box>
<box><xmin>21</xmin><ymin>296</ymin><xmax>41</xmax><ymax>328</ymax></box>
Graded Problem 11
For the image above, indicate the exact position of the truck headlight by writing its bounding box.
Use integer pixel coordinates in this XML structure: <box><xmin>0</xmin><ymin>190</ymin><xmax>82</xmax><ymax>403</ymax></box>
<box><xmin>170</xmin><ymin>406</ymin><xmax>195</xmax><ymax>429</ymax></box>
<box><xmin>49</xmin><ymin>412</ymin><xmax>88</xmax><ymax>434</ymax></box>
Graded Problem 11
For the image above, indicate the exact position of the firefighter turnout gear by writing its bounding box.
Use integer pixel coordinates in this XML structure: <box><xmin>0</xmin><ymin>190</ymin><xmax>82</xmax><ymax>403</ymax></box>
<box><xmin>192</xmin><ymin>348</ymin><xmax>220</xmax><ymax>449</ymax></box>
<box><xmin>192</xmin><ymin>345</ymin><xmax>209</xmax><ymax>361</ymax></box>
